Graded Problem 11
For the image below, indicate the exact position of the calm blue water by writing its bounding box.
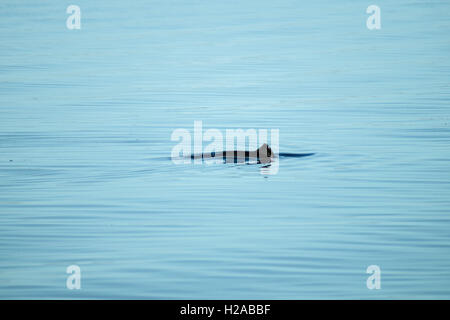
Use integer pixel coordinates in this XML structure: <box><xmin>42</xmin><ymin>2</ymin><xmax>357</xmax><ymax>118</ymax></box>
<box><xmin>1</xmin><ymin>0</ymin><xmax>450</xmax><ymax>299</ymax></box>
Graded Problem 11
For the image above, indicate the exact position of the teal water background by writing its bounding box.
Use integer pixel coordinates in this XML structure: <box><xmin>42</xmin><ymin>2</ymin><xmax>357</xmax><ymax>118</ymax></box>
<box><xmin>1</xmin><ymin>0</ymin><xmax>450</xmax><ymax>298</ymax></box>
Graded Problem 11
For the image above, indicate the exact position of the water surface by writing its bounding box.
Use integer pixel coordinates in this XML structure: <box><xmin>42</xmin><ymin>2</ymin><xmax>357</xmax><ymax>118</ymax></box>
<box><xmin>1</xmin><ymin>0</ymin><xmax>450</xmax><ymax>299</ymax></box>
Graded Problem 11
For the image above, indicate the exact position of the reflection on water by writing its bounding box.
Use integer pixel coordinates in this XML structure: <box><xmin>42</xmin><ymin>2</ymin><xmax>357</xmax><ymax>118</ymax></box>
<box><xmin>1</xmin><ymin>0</ymin><xmax>450</xmax><ymax>299</ymax></box>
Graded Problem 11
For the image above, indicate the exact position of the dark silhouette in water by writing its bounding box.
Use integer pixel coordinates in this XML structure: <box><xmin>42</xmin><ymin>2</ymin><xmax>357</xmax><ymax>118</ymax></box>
<box><xmin>190</xmin><ymin>143</ymin><xmax>314</xmax><ymax>164</ymax></box>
